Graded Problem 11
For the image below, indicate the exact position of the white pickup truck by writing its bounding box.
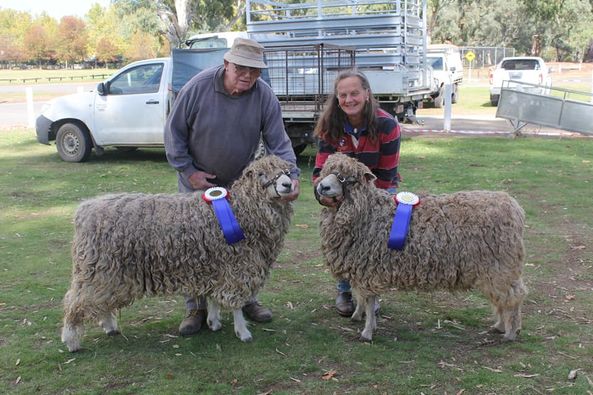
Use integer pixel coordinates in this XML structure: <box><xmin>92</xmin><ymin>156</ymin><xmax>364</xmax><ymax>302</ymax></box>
<box><xmin>426</xmin><ymin>44</ymin><xmax>464</xmax><ymax>108</ymax></box>
<box><xmin>35</xmin><ymin>49</ymin><xmax>231</xmax><ymax>162</ymax></box>
<box><xmin>489</xmin><ymin>56</ymin><xmax>552</xmax><ymax>106</ymax></box>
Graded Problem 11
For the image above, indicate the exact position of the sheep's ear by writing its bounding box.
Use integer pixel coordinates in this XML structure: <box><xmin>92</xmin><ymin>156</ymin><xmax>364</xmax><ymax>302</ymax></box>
<box><xmin>363</xmin><ymin>171</ymin><xmax>376</xmax><ymax>184</ymax></box>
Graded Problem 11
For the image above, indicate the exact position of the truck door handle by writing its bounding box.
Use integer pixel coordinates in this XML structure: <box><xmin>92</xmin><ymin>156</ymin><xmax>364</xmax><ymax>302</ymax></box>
<box><xmin>146</xmin><ymin>99</ymin><xmax>159</xmax><ymax>104</ymax></box>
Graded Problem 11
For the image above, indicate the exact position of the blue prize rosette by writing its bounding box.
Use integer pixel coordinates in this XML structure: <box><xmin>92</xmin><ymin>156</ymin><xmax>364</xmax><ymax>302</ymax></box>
<box><xmin>388</xmin><ymin>191</ymin><xmax>420</xmax><ymax>250</ymax></box>
<box><xmin>202</xmin><ymin>187</ymin><xmax>245</xmax><ymax>245</ymax></box>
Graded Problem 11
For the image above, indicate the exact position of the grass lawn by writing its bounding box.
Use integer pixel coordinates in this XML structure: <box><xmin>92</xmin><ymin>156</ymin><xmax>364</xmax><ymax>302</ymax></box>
<box><xmin>1</xmin><ymin>129</ymin><xmax>593</xmax><ymax>394</ymax></box>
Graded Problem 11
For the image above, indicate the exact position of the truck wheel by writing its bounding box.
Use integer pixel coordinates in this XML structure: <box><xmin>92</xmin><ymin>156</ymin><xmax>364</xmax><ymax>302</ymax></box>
<box><xmin>490</xmin><ymin>94</ymin><xmax>499</xmax><ymax>107</ymax></box>
<box><xmin>433</xmin><ymin>94</ymin><xmax>444</xmax><ymax>108</ymax></box>
<box><xmin>293</xmin><ymin>143</ymin><xmax>307</xmax><ymax>156</ymax></box>
<box><xmin>56</xmin><ymin>123</ymin><xmax>92</xmax><ymax>162</ymax></box>
<box><xmin>451</xmin><ymin>84</ymin><xmax>459</xmax><ymax>104</ymax></box>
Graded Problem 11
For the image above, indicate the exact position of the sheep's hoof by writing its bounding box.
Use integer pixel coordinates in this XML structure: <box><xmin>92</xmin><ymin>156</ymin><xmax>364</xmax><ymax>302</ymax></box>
<box><xmin>502</xmin><ymin>331</ymin><xmax>519</xmax><ymax>342</ymax></box>
<box><xmin>237</xmin><ymin>331</ymin><xmax>253</xmax><ymax>343</ymax></box>
<box><xmin>208</xmin><ymin>320</ymin><xmax>222</xmax><ymax>332</ymax></box>
<box><xmin>359</xmin><ymin>333</ymin><xmax>373</xmax><ymax>343</ymax></box>
<box><xmin>106</xmin><ymin>329</ymin><xmax>120</xmax><ymax>337</ymax></box>
<box><xmin>488</xmin><ymin>325</ymin><xmax>505</xmax><ymax>334</ymax></box>
<box><xmin>351</xmin><ymin>314</ymin><xmax>363</xmax><ymax>322</ymax></box>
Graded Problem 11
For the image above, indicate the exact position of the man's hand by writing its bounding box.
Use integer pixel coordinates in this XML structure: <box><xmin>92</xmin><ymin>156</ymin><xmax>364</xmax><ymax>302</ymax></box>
<box><xmin>281</xmin><ymin>179</ymin><xmax>300</xmax><ymax>202</ymax></box>
<box><xmin>188</xmin><ymin>171</ymin><xmax>217</xmax><ymax>190</ymax></box>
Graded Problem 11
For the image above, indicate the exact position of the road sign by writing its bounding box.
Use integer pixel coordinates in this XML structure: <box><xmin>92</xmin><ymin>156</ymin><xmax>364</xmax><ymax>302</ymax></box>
<box><xmin>465</xmin><ymin>51</ymin><xmax>476</xmax><ymax>62</ymax></box>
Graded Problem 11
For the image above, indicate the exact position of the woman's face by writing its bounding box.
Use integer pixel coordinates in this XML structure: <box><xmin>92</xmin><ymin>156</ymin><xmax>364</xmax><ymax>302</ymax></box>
<box><xmin>336</xmin><ymin>76</ymin><xmax>369</xmax><ymax>119</ymax></box>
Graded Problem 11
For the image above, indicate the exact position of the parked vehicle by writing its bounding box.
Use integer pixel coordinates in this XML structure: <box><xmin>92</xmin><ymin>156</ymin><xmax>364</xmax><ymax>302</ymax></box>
<box><xmin>426</xmin><ymin>44</ymin><xmax>464</xmax><ymax>107</ymax></box>
<box><xmin>489</xmin><ymin>56</ymin><xmax>551</xmax><ymax>106</ymax></box>
<box><xmin>37</xmin><ymin>0</ymin><xmax>435</xmax><ymax>162</ymax></box>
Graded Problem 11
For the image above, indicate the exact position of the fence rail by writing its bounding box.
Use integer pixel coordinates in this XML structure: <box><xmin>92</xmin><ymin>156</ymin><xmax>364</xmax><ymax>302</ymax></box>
<box><xmin>0</xmin><ymin>74</ymin><xmax>109</xmax><ymax>84</ymax></box>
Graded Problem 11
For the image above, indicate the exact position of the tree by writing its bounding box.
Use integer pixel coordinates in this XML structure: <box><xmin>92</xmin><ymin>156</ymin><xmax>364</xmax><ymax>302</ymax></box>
<box><xmin>56</xmin><ymin>16</ymin><xmax>89</xmax><ymax>66</ymax></box>
<box><xmin>0</xmin><ymin>9</ymin><xmax>32</xmax><ymax>65</ymax></box>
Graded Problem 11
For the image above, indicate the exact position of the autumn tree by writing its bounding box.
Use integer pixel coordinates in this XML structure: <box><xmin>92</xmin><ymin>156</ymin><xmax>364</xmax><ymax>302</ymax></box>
<box><xmin>56</xmin><ymin>16</ymin><xmax>88</xmax><ymax>66</ymax></box>
<box><xmin>0</xmin><ymin>9</ymin><xmax>32</xmax><ymax>65</ymax></box>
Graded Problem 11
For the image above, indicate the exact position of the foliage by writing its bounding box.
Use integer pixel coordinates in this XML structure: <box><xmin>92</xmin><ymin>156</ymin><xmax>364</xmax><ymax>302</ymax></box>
<box><xmin>1</xmin><ymin>1</ymin><xmax>592</xmax><ymax>65</ymax></box>
<box><xmin>428</xmin><ymin>0</ymin><xmax>593</xmax><ymax>60</ymax></box>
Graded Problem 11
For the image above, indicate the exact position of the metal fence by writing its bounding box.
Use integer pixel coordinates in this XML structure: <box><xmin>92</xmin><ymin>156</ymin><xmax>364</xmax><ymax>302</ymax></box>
<box><xmin>496</xmin><ymin>80</ymin><xmax>593</xmax><ymax>135</ymax></box>
<box><xmin>460</xmin><ymin>46</ymin><xmax>516</xmax><ymax>68</ymax></box>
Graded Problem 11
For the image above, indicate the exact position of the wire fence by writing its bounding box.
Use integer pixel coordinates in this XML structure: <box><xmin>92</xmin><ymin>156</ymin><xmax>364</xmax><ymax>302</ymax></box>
<box><xmin>460</xmin><ymin>46</ymin><xmax>516</xmax><ymax>68</ymax></box>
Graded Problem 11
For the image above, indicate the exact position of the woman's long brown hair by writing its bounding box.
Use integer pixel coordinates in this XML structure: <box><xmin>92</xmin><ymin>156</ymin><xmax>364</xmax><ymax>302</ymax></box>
<box><xmin>313</xmin><ymin>68</ymin><xmax>380</xmax><ymax>142</ymax></box>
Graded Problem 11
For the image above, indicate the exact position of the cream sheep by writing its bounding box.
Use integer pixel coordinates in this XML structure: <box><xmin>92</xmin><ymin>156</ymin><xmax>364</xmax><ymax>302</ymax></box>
<box><xmin>315</xmin><ymin>153</ymin><xmax>527</xmax><ymax>342</ymax></box>
<box><xmin>61</xmin><ymin>155</ymin><xmax>294</xmax><ymax>352</ymax></box>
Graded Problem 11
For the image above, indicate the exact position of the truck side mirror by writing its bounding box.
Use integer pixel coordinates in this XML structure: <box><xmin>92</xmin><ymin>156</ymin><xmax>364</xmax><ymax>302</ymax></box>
<box><xmin>97</xmin><ymin>82</ymin><xmax>106</xmax><ymax>96</ymax></box>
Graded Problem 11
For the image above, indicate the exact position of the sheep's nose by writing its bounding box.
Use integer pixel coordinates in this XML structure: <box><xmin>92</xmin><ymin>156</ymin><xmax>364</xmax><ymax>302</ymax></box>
<box><xmin>319</xmin><ymin>183</ymin><xmax>331</xmax><ymax>193</ymax></box>
<box><xmin>281</xmin><ymin>181</ymin><xmax>292</xmax><ymax>191</ymax></box>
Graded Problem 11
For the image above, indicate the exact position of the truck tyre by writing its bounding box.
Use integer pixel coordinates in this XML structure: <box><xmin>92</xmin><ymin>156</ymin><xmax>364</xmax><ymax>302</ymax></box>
<box><xmin>490</xmin><ymin>94</ymin><xmax>499</xmax><ymax>107</ymax></box>
<box><xmin>56</xmin><ymin>122</ymin><xmax>92</xmax><ymax>162</ymax></box>
<box><xmin>433</xmin><ymin>93</ymin><xmax>444</xmax><ymax>108</ymax></box>
<box><xmin>451</xmin><ymin>84</ymin><xmax>459</xmax><ymax>104</ymax></box>
<box><xmin>293</xmin><ymin>143</ymin><xmax>307</xmax><ymax>156</ymax></box>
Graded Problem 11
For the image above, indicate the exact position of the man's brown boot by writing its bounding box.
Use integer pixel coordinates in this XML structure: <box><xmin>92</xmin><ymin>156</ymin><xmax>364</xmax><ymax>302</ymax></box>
<box><xmin>335</xmin><ymin>291</ymin><xmax>354</xmax><ymax>317</ymax></box>
<box><xmin>179</xmin><ymin>308</ymin><xmax>207</xmax><ymax>336</ymax></box>
<box><xmin>242</xmin><ymin>301</ymin><xmax>273</xmax><ymax>322</ymax></box>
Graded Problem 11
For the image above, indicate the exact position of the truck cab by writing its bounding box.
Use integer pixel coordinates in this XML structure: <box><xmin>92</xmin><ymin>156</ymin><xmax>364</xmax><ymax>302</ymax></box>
<box><xmin>426</xmin><ymin>44</ymin><xmax>464</xmax><ymax>107</ymax></box>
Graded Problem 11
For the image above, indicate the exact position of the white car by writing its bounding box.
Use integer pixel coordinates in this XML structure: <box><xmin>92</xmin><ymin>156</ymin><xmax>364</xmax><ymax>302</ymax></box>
<box><xmin>489</xmin><ymin>56</ymin><xmax>552</xmax><ymax>106</ymax></box>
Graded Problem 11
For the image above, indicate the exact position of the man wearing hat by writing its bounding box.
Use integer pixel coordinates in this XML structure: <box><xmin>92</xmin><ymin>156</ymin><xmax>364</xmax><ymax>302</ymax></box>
<box><xmin>164</xmin><ymin>37</ymin><xmax>300</xmax><ymax>336</ymax></box>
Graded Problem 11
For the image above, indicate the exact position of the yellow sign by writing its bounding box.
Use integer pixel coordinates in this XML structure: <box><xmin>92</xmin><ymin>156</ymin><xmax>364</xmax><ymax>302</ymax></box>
<box><xmin>465</xmin><ymin>51</ymin><xmax>476</xmax><ymax>62</ymax></box>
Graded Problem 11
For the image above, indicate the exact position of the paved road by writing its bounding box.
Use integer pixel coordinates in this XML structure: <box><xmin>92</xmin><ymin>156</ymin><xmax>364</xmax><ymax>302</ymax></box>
<box><xmin>0</xmin><ymin>83</ymin><xmax>96</xmax><ymax>128</ymax></box>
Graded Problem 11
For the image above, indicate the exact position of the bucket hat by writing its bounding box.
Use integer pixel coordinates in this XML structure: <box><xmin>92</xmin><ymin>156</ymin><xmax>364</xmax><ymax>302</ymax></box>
<box><xmin>224</xmin><ymin>38</ymin><xmax>268</xmax><ymax>69</ymax></box>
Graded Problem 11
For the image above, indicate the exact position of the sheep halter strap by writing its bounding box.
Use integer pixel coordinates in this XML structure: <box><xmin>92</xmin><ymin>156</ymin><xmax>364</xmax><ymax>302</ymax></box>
<box><xmin>388</xmin><ymin>192</ymin><xmax>420</xmax><ymax>250</ymax></box>
<box><xmin>202</xmin><ymin>187</ymin><xmax>245</xmax><ymax>245</ymax></box>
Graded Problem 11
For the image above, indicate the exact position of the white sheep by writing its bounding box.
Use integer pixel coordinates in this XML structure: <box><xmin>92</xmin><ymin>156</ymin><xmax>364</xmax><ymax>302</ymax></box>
<box><xmin>315</xmin><ymin>153</ymin><xmax>527</xmax><ymax>342</ymax></box>
<box><xmin>61</xmin><ymin>155</ymin><xmax>294</xmax><ymax>352</ymax></box>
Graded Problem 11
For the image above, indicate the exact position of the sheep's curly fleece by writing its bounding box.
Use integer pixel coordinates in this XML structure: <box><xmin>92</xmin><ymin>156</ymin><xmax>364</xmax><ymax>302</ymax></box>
<box><xmin>318</xmin><ymin>153</ymin><xmax>527</xmax><ymax>340</ymax></box>
<box><xmin>63</xmin><ymin>155</ymin><xmax>293</xmax><ymax>328</ymax></box>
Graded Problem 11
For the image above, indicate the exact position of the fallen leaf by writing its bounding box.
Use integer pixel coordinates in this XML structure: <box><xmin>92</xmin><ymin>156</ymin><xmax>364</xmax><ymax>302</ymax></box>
<box><xmin>295</xmin><ymin>224</ymin><xmax>309</xmax><ymax>229</ymax></box>
<box><xmin>289</xmin><ymin>376</ymin><xmax>301</xmax><ymax>383</ymax></box>
<box><xmin>565</xmin><ymin>295</ymin><xmax>576</xmax><ymax>301</ymax></box>
<box><xmin>456</xmin><ymin>390</ymin><xmax>465</xmax><ymax>395</ymax></box>
<box><xmin>15</xmin><ymin>358</ymin><xmax>20</xmax><ymax>366</ymax></box>
<box><xmin>257</xmin><ymin>390</ymin><xmax>273</xmax><ymax>395</ymax></box>
<box><xmin>64</xmin><ymin>358</ymin><xmax>76</xmax><ymax>364</ymax></box>
<box><xmin>571</xmin><ymin>245</ymin><xmax>586</xmax><ymax>250</ymax></box>
<box><xmin>15</xmin><ymin>376</ymin><xmax>21</xmax><ymax>384</ymax></box>
<box><xmin>321</xmin><ymin>369</ymin><xmax>337</xmax><ymax>380</ymax></box>
<box><xmin>165</xmin><ymin>372</ymin><xmax>174</xmax><ymax>380</ymax></box>
<box><xmin>275</xmin><ymin>348</ymin><xmax>287</xmax><ymax>357</ymax></box>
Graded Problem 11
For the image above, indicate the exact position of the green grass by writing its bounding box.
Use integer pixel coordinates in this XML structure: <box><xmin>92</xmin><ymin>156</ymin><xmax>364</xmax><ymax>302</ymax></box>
<box><xmin>1</xmin><ymin>130</ymin><xmax>593</xmax><ymax>394</ymax></box>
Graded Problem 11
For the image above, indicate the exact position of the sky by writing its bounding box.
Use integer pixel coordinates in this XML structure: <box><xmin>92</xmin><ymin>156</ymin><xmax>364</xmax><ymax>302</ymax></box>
<box><xmin>1</xmin><ymin>0</ymin><xmax>112</xmax><ymax>20</ymax></box>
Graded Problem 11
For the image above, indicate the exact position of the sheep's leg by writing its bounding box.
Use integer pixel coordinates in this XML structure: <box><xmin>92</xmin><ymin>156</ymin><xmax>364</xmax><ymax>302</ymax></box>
<box><xmin>61</xmin><ymin>289</ymin><xmax>85</xmax><ymax>352</ymax></box>
<box><xmin>232</xmin><ymin>309</ymin><xmax>252</xmax><ymax>342</ymax></box>
<box><xmin>489</xmin><ymin>305</ymin><xmax>506</xmax><ymax>334</ymax></box>
<box><xmin>360</xmin><ymin>295</ymin><xmax>377</xmax><ymax>342</ymax></box>
<box><xmin>206</xmin><ymin>299</ymin><xmax>222</xmax><ymax>332</ymax></box>
<box><xmin>501</xmin><ymin>304</ymin><xmax>522</xmax><ymax>341</ymax></box>
<box><xmin>487</xmin><ymin>278</ymin><xmax>526</xmax><ymax>341</ymax></box>
<box><xmin>351</xmin><ymin>288</ymin><xmax>364</xmax><ymax>322</ymax></box>
<box><xmin>98</xmin><ymin>311</ymin><xmax>119</xmax><ymax>336</ymax></box>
